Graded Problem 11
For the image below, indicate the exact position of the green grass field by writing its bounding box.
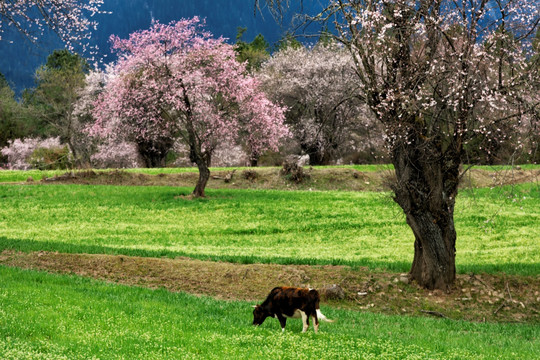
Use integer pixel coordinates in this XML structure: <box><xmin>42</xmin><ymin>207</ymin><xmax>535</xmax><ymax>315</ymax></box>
<box><xmin>0</xmin><ymin>182</ymin><xmax>538</xmax><ymax>275</ymax></box>
<box><xmin>1</xmin><ymin>266</ymin><xmax>538</xmax><ymax>360</ymax></box>
<box><xmin>0</xmin><ymin>168</ymin><xmax>538</xmax><ymax>358</ymax></box>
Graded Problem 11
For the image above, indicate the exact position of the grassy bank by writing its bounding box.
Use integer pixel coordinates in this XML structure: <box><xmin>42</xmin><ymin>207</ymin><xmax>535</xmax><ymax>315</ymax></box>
<box><xmin>0</xmin><ymin>266</ymin><xmax>537</xmax><ymax>360</ymax></box>
<box><xmin>0</xmin><ymin>165</ymin><xmax>387</xmax><ymax>183</ymax></box>
<box><xmin>1</xmin><ymin>164</ymin><xmax>537</xmax><ymax>184</ymax></box>
<box><xmin>0</xmin><ymin>183</ymin><xmax>538</xmax><ymax>275</ymax></box>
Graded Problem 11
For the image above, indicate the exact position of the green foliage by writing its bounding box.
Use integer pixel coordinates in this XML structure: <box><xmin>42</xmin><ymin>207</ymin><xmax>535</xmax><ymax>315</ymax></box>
<box><xmin>23</xmin><ymin>49</ymin><xmax>88</xmax><ymax>150</ymax></box>
<box><xmin>0</xmin><ymin>182</ymin><xmax>538</xmax><ymax>275</ymax></box>
<box><xmin>317</xmin><ymin>27</ymin><xmax>334</xmax><ymax>46</ymax></box>
<box><xmin>235</xmin><ymin>27</ymin><xmax>270</xmax><ymax>71</ymax></box>
<box><xmin>0</xmin><ymin>72</ymin><xmax>8</xmax><ymax>88</ymax></box>
<box><xmin>0</xmin><ymin>80</ymin><xmax>23</xmax><ymax>152</ymax></box>
<box><xmin>0</xmin><ymin>266</ymin><xmax>538</xmax><ymax>359</ymax></box>
<box><xmin>27</xmin><ymin>50</ymin><xmax>88</xmax><ymax>110</ymax></box>
<box><xmin>274</xmin><ymin>32</ymin><xmax>303</xmax><ymax>51</ymax></box>
<box><xmin>28</xmin><ymin>145</ymin><xmax>72</xmax><ymax>170</ymax></box>
<box><xmin>0</xmin><ymin>76</ymin><xmax>41</xmax><ymax>158</ymax></box>
<box><xmin>45</xmin><ymin>49</ymin><xmax>90</xmax><ymax>73</ymax></box>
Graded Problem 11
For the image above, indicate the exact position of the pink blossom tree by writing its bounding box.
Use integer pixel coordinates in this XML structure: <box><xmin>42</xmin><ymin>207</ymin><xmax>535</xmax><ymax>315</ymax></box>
<box><xmin>0</xmin><ymin>0</ymin><xmax>104</xmax><ymax>52</ymax></box>
<box><xmin>92</xmin><ymin>18</ymin><xmax>289</xmax><ymax>197</ymax></box>
<box><xmin>260</xmin><ymin>0</ymin><xmax>540</xmax><ymax>289</ymax></box>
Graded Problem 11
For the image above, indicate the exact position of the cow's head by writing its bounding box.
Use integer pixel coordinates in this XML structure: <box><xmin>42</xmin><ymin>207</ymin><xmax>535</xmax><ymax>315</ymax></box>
<box><xmin>252</xmin><ymin>305</ymin><xmax>270</xmax><ymax>326</ymax></box>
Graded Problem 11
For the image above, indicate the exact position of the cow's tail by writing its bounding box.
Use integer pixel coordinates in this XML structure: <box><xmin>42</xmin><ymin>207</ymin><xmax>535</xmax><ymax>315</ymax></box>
<box><xmin>316</xmin><ymin>308</ymin><xmax>335</xmax><ymax>323</ymax></box>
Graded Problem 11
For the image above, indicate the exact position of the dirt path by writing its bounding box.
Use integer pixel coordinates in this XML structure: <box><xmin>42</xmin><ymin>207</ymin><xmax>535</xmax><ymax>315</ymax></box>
<box><xmin>1</xmin><ymin>250</ymin><xmax>538</xmax><ymax>324</ymax></box>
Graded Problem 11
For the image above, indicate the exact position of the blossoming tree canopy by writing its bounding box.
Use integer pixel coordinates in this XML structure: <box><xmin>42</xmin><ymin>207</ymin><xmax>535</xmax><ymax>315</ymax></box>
<box><xmin>0</xmin><ymin>0</ymin><xmax>104</xmax><ymax>52</ymax></box>
<box><xmin>92</xmin><ymin>18</ymin><xmax>289</xmax><ymax>196</ymax></box>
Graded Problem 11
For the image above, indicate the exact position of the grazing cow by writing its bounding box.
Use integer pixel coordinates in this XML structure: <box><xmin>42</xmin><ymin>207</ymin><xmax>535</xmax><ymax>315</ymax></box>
<box><xmin>252</xmin><ymin>286</ymin><xmax>334</xmax><ymax>333</ymax></box>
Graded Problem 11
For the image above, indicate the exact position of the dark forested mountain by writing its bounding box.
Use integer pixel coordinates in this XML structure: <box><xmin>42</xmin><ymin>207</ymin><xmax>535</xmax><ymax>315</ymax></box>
<box><xmin>0</xmin><ymin>0</ymin><xmax>323</xmax><ymax>94</ymax></box>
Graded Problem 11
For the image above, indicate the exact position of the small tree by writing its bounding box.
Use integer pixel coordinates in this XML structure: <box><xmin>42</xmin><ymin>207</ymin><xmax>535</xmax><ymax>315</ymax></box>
<box><xmin>235</xmin><ymin>27</ymin><xmax>270</xmax><ymax>72</ymax></box>
<box><xmin>72</xmin><ymin>66</ymin><xmax>134</xmax><ymax>167</ymax></box>
<box><xmin>93</xmin><ymin>18</ymin><xmax>289</xmax><ymax>196</ymax></box>
<box><xmin>0</xmin><ymin>73</ymin><xmax>45</xmax><ymax>158</ymax></box>
<box><xmin>0</xmin><ymin>74</ymin><xmax>25</xmax><ymax>154</ymax></box>
<box><xmin>24</xmin><ymin>49</ymin><xmax>88</xmax><ymax>165</ymax></box>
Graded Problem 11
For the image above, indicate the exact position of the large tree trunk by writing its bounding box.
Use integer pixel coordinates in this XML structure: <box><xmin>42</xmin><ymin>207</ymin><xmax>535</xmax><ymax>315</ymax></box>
<box><xmin>181</xmin><ymin>82</ymin><xmax>211</xmax><ymax>198</ymax></box>
<box><xmin>406</xmin><ymin>209</ymin><xmax>456</xmax><ymax>290</ymax></box>
<box><xmin>391</xmin><ymin>136</ymin><xmax>461</xmax><ymax>290</ymax></box>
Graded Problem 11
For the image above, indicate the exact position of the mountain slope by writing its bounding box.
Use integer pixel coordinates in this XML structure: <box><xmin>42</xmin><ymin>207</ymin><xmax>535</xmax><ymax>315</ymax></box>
<box><xmin>0</xmin><ymin>0</ymin><xmax>321</xmax><ymax>94</ymax></box>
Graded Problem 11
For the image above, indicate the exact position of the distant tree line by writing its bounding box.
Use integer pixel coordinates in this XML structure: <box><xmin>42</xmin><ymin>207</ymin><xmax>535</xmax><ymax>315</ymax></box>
<box><xmin>1</xmin><ymin>24</ymin><xmax>539</xmax><ymax>174</ymax></box>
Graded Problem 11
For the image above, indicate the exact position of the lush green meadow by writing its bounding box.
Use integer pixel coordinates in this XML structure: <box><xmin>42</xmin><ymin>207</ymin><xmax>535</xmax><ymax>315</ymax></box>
<box><xmin>0</xmin><ymin>170</ymin><xmax>538</xmax><ymax>358</ymax></box>
<box><xmin>0</xmin><ymin>266</ymin><xmax>537</xmax><ymax>360</ymax></box>
<box><xmin>0</xmin><ymin>182</ymin><xmax>538</xmax><ymax>275</ymax></box>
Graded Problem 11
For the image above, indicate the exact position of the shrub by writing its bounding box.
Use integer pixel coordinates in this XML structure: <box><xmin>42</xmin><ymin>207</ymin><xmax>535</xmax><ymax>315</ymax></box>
<box><xmin>29</xmin><ymin>145</ymin><xmax>72</xmax><ymax>170</ymax></box>
<box><xmin>281</xmin><ymin>160</ymin><xmax>309</xmax><ymax>183</ymax></box>
<box><xmin>242</xmin><ymin>169</ymin><xmax>259</xmax><ymax>182</ymax></box>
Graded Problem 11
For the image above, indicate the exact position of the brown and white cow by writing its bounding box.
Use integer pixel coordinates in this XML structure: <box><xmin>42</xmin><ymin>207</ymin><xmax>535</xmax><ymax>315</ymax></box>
<box><xmin>252</xmin><ymin>286</ymin><xmax>334</xmax><ymax>333</ymax></box>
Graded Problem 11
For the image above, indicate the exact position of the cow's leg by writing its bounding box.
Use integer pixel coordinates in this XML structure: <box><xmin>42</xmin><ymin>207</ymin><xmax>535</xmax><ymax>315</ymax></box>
<box><xmin>301</xmin><ymin>311</ymin><xmax>309</xmax><ymax>332</ymax></box>
<box><xmin>276</xmin><ymin>314</ymin><xmax>287</xmax><ymax>332</ymax></box>
<box><xmin>312</xmin><ymin>312</ymin><xmax>319</xmax><ymax>333</ymax></box>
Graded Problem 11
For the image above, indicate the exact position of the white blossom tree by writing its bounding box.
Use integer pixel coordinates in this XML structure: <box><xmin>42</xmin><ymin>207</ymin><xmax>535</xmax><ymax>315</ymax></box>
<box><xmin>259</xmin><ymin>0</ymin><xmax>540</xmax><ymax>290</ymax></box>
<box><xmin>72</xmin><ymin>65</ymin><xmax>139</xmax><ymax>167</ymax></box>
<box><xmin>259</xmin><ymin>42</ymin><xmax>380</xmax><ymax>165</ymax></box>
